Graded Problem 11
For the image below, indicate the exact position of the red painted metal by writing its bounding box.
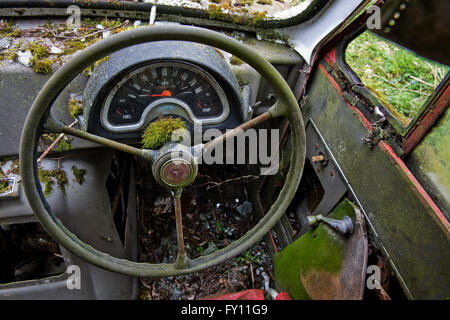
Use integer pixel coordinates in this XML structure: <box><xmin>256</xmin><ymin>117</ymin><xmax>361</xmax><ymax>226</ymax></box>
<box><xmin>318</xmin><ymin>64</ymin><xmax>374</xmax><ymax>132</ymax></box>
<box><xmin>403</xmin><ymin>84</ymin><xmax>449</xmax><ymax>155</ymax></box>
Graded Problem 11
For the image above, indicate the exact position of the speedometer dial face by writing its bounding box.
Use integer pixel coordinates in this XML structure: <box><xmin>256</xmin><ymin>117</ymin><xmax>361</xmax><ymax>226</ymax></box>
<box><xmin>101</xmin><ymin>61</ymin><xmax>229</xmax><ymax>132</ymax></box>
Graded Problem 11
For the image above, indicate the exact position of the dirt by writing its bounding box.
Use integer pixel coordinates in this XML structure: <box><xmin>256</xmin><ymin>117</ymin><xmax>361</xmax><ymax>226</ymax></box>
<box><xmin>136</xmin><ymin>161</ymin><xmax>275</xmax><ymax>300</ymax></box>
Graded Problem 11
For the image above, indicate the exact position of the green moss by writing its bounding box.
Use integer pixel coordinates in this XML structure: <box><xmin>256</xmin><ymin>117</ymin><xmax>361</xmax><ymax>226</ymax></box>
<box><xmin>0</xmin><ymin>49</ymin><xmax>18</xmax><ymax>61</ymax></box>
<box><xmin>68</xmin><ymin>98</ymin><xmax>83</xmax><ymax>118</ymax></box>
<box><xmin>141</xmin><ymin>117</ymin><xmax>187</xmax><ymax>150</ymax></box>
<box><xmin>234</xmin><ymin>0</ymin><xmax>254</xmax><ymax>6</ymax></box>
<box><xmin>40</xmin><ymin>134</ymin><xmax>73</xmax><ymax>152</ymax></box>
<box><xmin>61</xmin><ymin>39</ymin><xmax>87</xmax><ymax>56</ymax></box>
<box><xmin>31</xmin><ymin>57</ymin><xmax>53</xmax><ymax>73</ymax></box>
<box><xmin>25</xmin><ymin>41</ymin><xmax>53</xmax><ymax>74</ymax></box>
<box><xmin>256</xmin><ymin>29</ymin><xmax>292</xmax><ymax>47</ymax></box>
<box><xmin>0</xmin><ymin>21</ymin><xmax>22</xmax><ymax>38</ymax></box>
<box><xmin>230</xmin><ymin>55</ymin><xmax>244</xmax><ymax>65</ymax></box>
<box><xmin>71</xmin><ymin>165</ymin><xmax>87</xmax><ymax>185</ymax></box>
<box><xmin>256</xmin><ymin>0</ymin><xmax>272</xmax><ymax>4</ymax></box>
<box><xmin>26</xmin><ymin>41</ymin><xmax>49</xmax><ymax>59</ymax></box>
<box><xmin>208</xmin><ymin>4</ymin><xmax>267</xmax><ymax>26</ymax></box>
<box><xmin>0</xmin><ymin>168</ymin><xmax>11</xmax><ymax>194</ymax></box>
<box><xmin>273</xmin><ymin>200</ymin><xmax>356</xmax><ymax>299</ymax></box>
<box><xmin>9</xmin><ymin>160</ymin><xmax>19</xmax><ymax>175</ymax></box>
<box><xmin>83</xmin><ymin>56</ymin><xmax>109</xmax><ymax>77</ymax></box>
<box><xmin>0</xmin><ymin>180</ymin><xmax>11</xmax><ymax>194</ymax></box>
<box><xmin>38</xmin><ymin>168</ymin><xmax>68</xmax><ymax>197</ymax></box>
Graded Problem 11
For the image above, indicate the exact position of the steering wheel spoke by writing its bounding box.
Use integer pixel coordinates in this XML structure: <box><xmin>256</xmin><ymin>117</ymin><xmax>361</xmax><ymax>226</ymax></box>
<box><xmin>60</xmin><ymin>125</ymin><xmax>156</xmax><ymax>161</ymax></box>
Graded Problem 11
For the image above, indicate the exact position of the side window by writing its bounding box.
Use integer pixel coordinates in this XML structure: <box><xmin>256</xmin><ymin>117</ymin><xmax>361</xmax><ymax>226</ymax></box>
<box><xmin>406</xmin><ymin>107</ymin><xmax>449</xmax><ymax>216</ymax></box>
<box><xmin>345</xmin><ymin>31</ymin><xmax>449</xmax><ymax>127</ymax></box>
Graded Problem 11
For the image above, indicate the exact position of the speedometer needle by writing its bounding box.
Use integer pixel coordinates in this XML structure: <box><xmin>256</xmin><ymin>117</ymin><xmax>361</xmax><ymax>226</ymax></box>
<box><xmin>143</xmin><ymin>89</ymin><xmax>172</xmax><ymax>97</ymax></box>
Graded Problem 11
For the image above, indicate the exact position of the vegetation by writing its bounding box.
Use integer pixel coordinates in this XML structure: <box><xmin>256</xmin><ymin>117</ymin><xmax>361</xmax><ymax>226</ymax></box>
<box><xmin>38</xmin><ymin>168</ymin><xmax>68</xmax><ymax>197</ymax></box>
<box><xmin>141</xmin><ymin>117</ymin><xmax>187</xmax><ymax>150</ymax></box>
<box><xmin>68</xmin><ymin>97</ymin><xmax>83</xmax><ymax>118</ymax></box>
<box><xmin>230</xmin><ymin>55</ymin><xmax>244</xmax><ymax>65</ymax></box>
<box><xmin>71</xmin><ymin>165</ymin><xmax>87</xmax><ymax>185</ymax></box>
<box><xmin>346</xmin><ymin>31</ymin><xmax>449</xmax><ymax>124</ymax></box>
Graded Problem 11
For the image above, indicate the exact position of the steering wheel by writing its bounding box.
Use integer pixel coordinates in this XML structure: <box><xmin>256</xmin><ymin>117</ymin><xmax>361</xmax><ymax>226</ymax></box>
<box><xmin>19</xmin><ymin>25</ymin><xmax>306</xmax><ymax>277</ymax></box>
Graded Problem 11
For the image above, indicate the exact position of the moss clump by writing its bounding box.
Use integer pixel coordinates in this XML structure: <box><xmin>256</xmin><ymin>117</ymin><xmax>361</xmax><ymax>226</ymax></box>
<box><xmin>61</xmin><ymin>39</ymin><xmax>87</xmax><ymax>56</ymax></box>
<box><xmin>256</xmin><ymin>29</ymin><xmax>292</xmax><ymax>47</ymax></box>
<box><xmin>31</xmin><ymin>57</ymin><xmax>53</xmax><ymax>73</ymax></box>
<box><xmin>71</xmin><ymin>165</ymin><xmax>86</xmax><ymax>185</ymax></box>
<box><xmin>68</xmin><ymin>98</ymin><xmax>83</xmax><ymax>118</ymax></box>
<box><xmin>234</xmin><ymin>0</ymin><xmax>254</xmax><ymax>6</ymax></box>
<box><xmin>230</xmin><ymin>56</ymin><xmax>244</xmax><ymax>65</ymax></box>
<box><xmin>257</xmin><ymin>0</ymin><xmax>272</xmax><ymax>4</ymax></box>
<box><xmin>83</xmin><ymin>56</ymin><xmax>109</xmax><ymax>77</ymax></box>
<box><xmin>26</xmin><ymin>41</ymin><xmax>54</xmax><ymax>74</ymax></box>
<box><xmin>208</xmin><ymin>4</ymin><xmax>267</xmax><ymax>26</ymax></box>
<box><xmin>9</xmin><ymin>160</ymin><xmax>19</xmax><ymax>175</ymax></box>
<box><xmin>0</xmin><ymin>180</ymin><xmax>11</xmax><ymax>194</ymax></box>
<box><xmin>40</xmin><ymin>134</ymin><xmax>73</xmax><ymax>152</ymax></box>
<box><xmin>0</xmin><ymin>168</ymin><xmax>11</xmax><ymax>194</ymax></box>
<box><xmin>26</xmin><ymin>41</ymin><xmax>49</xmax><ymax>59</ymax></box>
<box><xmin>142</xmin><ymin>117</ymin><xmax>187</xmax><ymax>150</ymax></box>
<box><xmin>38</xmin><ymin>168</ymin><xmax>68</xmax><ymax>197</ymax></box>
<box><xmin>0</xmin><ymin>21</ymin><xmax>22</xmax><ymax>38</ymax></box>
<box><xmin>0</xmin><ymin>49</ymin><xmax>18</xmax><ymax>61</ymax></box>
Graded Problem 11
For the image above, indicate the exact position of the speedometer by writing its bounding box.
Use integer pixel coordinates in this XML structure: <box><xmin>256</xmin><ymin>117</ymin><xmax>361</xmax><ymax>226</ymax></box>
<box><xmin>100</xmin><ymin>61</ymin><xmax>230</xmax><ymax>132</ymax></box>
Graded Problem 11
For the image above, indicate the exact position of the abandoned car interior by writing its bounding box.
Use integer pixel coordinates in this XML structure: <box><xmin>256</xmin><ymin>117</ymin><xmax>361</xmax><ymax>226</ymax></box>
<box><xmin>0</xmin><ymin>0</ymin><xmax>448</xmax><ymax>301</ymax></box>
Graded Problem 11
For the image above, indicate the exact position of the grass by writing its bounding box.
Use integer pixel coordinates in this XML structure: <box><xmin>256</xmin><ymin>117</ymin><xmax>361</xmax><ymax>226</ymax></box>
<box><xmin>346</xmin><ymin>31</ymin><xmax>449</xmax><ymax>125</ymax></box>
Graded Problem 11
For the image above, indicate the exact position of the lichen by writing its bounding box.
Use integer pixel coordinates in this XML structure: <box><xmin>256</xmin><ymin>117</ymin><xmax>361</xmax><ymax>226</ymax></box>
<box><xmin>141</xmin><ymin>117</ymin><xmax>187</xmax><ymax>150</ymax></box>
<box><xmin>71</xmin><ymin>165</ymin><xmax>86</xmax><ymax>185</ymax></box>
<box><xmin>38</xmin><ymin>168</ymin><xmax>68</xmax><ymax>197</ymax></box>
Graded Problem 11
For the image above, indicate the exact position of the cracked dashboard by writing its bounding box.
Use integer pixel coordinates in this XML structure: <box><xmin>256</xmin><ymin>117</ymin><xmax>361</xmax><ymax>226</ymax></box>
<box><xmin>83</xmin><ymin>41</ymin><xmax>244</xmax><ymax>141</ymax></box>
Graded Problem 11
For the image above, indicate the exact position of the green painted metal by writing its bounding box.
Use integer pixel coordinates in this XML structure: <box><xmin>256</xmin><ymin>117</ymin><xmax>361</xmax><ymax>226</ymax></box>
<box><xmin>19</xmin><ymin>25</ymin><xmax>306</xmax><ymax>277</ymax></box>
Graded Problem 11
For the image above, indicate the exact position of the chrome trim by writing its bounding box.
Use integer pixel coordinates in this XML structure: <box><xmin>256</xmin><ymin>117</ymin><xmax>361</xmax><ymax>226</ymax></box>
<box><xmin>100</xmin><ymin>61</ymin><xmax>230</xmax><ymax>133</ymax></box>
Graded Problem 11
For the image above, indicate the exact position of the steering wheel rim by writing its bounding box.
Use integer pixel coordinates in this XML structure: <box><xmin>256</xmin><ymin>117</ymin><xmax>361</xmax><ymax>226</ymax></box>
<box><xmin>19</xmin><ymin>25</ymin><xmax>306</xmax><ymax>277</ymax></box>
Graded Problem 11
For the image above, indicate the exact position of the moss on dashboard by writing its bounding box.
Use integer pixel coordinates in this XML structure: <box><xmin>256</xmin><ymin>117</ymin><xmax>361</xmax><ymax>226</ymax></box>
<box><xmin>38</xmin><ymin>168</ymin><xmax>68</xmax><ymax>198</ymax></box>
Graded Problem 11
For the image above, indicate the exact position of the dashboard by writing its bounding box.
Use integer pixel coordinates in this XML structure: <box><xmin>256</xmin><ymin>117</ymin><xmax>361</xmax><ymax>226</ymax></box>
<box><xmin>83</xmin><ymin>41</ymin><xmax>244</xmax><ymax>141</ymax></box>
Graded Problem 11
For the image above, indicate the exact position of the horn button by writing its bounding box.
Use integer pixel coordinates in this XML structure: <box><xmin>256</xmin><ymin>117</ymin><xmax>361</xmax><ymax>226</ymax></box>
<box><xmin>151</xmin><ymin>144</ymin><xmax>198</xmax><ymax>189</ymax></box>
<box><xmin>161</xmin><ymin>159</ymin><xmax>192</xmax><ymax>186</ymax></box>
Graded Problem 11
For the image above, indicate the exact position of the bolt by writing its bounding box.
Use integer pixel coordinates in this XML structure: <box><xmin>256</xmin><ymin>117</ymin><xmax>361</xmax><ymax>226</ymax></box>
<box><xmin>330</xmin><ymin>170</ymin><xmax>335</xmax><ymax>177</ymax></box>
<box><xmin>314</xmin><ymin>144</ymin><xmax>319</xmax><ymax>150</ymax></box>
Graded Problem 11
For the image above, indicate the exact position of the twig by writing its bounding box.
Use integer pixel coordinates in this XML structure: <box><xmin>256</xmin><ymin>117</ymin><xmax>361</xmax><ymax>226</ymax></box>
<box><xmin>37</xmin><ymin>119</ymin><xmax>78</xmax><ymax>164</ymax></box>
<box><xmin>250</xmin><ymin>262</ymin><xmax>255</xmax><ymax>289</ymax></box>
<box><xmin>194</xmin><ymin>175</ymin><xmax>259</xmax><ymax>190</ymax></box>
<box><xmin>409</xmin><ymin>75</ymin><xmax>434</xmax><ymax>88</ymax></box>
